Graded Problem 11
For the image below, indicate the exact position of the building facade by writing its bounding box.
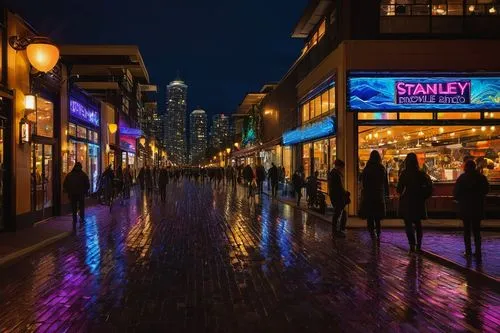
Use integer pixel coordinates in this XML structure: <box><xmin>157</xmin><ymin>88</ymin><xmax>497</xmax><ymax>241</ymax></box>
<box><xmin>210</xmin><ymin>114</ymin><xmax>230</xmax><ymax>151</ymax></box>
<box><xmin>165</xmin><ymin>79</ymin><xmax>188</xmax><ymax>165</ymax></box>
<box><xmin>189</xmin><ymin>109</ymin><xmax>208</xmax><ymax>165</ymax></box>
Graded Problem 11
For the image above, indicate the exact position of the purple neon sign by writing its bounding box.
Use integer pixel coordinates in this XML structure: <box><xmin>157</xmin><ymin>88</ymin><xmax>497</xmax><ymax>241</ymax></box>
<box><xmin>70</xmin><ymin>99</ymin><xmax>100</xmax><ymax>127</ymax></box>
<box><xmin>396</xmin><ymin>80</ymin><xmax>471</xmax><ymax>105</ymax></box>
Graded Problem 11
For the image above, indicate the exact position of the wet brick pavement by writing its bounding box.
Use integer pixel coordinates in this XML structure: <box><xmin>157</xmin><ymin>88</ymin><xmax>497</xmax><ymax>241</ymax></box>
<box><xmin>383</xmin><ymin>230</ymin><xmax>500</xmax><ymax>280</ymax></box>
<box><xmin>0</xmin><ymin>180</ymin><xmax>499</xmax><ymax>332</ymax></box>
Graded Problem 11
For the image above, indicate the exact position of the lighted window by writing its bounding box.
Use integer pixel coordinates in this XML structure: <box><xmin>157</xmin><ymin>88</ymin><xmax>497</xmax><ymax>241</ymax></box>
<box><xmin>27</xmin><ymin>97</ymin><xmax>54</xmax><ymax>137</ymax></box>
<box><xmin>68</xmin><ymin>123</ymin><xmax>77</xmax><ymax>137</ymax></box>
<box><xmin>484</xmin><ymin>112</ymin><xmax>500</xmax><ymax>119</ymax></box>
<box><xmin>77</xmin><ymin>126</ymin><xmax>87</xmax><ymax>139</ymax></box>
<box><xmin>321</xmin><ymin>91</ymin><xmax>330</xmax><ymax>114</ymax></box>
<box><xmin>329</xmin><ymin>87</ymin><xmax>335</xmax><ymax>111</ymax></box>
<box><xmin>314</xmin><ymin>96</ymin><xmax>321</xmax><ymax>118</ymax></box>
<box><xmin>303</xmin><ymin>143</ymin><xmax>311</xmax><ymax>178</ymax></box>
<box><xmin>302</xmin><ymin>103</ymin><xmax>310</xmax><ymax>122</ymax></box>
<box><xmin>301</xmin><ymin>18</ymin><xmax>326</xmax><ymax>56</ymax></box>
<box><xmin>437</xmin><ymin>112</ymin><xmax>481</xmax><ymax>120</ymax></box>
<box><xmin>317</xmin><ymin>19</ymin><xmax>326</xmax><ymax>39</ymax></box>
<box><xmin>358</xmin><ymin>112</ymin><xmax>397</xmax><ymax>120</ymax></box>
<box><xmin>399</xmin><ymin>112</ymin><xmax>433</xmax><ymax>120</ymax></box>
<box><xmin>466</xmin><ymin>0</ymin><xmax>498</xmax><ymax>15</ymax></box>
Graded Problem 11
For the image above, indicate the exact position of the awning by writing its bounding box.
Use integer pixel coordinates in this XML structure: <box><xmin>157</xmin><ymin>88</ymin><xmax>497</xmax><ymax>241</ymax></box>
<box><xmin>232</xmin><ymin>137</ymin><xmax>282</xmax><ymax>158</ymax></box>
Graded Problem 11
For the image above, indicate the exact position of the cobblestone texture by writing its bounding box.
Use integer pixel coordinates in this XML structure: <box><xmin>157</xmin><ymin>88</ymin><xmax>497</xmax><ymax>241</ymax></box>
<box><xmin>0</xmin><ymin>181</ymin><xmax>499</xmax><ymax>332</ymax></box>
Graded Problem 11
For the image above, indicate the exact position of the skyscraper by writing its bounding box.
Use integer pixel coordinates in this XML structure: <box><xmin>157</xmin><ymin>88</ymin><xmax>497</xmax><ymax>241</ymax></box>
<box><xmin>165</xmin><ymin>78</ymin><xmax>188</xmax><ymax>164</ymax></box>
<box><xmin>210</xmin><ymin>114</ymin><xmax>230</xmax><ymax>151</ymax></box>
<box><xmin>189</xmin><ymin>109</ymin><xmax>208</xmax><ymax>165</ymax></box>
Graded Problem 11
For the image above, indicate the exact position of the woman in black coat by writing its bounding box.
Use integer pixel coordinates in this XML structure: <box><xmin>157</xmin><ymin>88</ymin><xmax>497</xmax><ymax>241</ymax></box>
<box><xmin>397</xmin><ymin>153</ymin><xmax>432</xmax><ymax>253</ymax></box>
<box><xmin>454</xmin><ymin>159</ymin><xmax>489</xmax><ymax>258</ymax></box>
<box><xmin>360</xmin><ymin>150</ymin><xmax>389</xmax><ymax>240</ymax></box>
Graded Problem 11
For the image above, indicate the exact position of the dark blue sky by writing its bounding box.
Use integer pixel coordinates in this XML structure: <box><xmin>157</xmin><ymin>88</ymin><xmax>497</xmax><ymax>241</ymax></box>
<box><xmin>6</xmin><ymin>0</ymin><xmax>307</xmax><ymax>118</ymax></box>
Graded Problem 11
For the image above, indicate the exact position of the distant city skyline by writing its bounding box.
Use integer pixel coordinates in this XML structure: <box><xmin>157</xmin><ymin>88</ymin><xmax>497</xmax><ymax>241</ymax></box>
<box><xmin>210</xmin><ymin>114</ymin><xmax>231</xmax><ymax>152</ymax></box>
<box><xmin>165</xmin><ymin>79</ymin><xmax>188</xmax><ymax>164</ymax></box>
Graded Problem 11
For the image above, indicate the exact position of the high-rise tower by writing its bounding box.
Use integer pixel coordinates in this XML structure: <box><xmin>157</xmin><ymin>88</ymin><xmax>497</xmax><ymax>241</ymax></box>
<box><xmin>165</xmin><ymin>78</ymin><xmax>188</xmax><ymax>164</ymax></box>
<box><xmin>210</xmin><ymin>114</ymin><xmax>230</xmax><ymax>151</ymax></box>
<box><xmin>189</xmin><ymin>109</ymin><xmax>208</xmax><ymax>165</ymax></box>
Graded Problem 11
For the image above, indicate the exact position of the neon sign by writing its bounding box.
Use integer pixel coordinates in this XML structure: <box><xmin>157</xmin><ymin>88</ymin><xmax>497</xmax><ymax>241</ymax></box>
<box><xmin>396</xmin><ymin>80</ymin><xmax>471</xmax><ymax>105</ymax></box>
<box><xmin>69</xmin><ymin>99</ymin><xmax>100</xmax><ymax>126</ymax></box>
<box><xmin>120</xmin><ymin>127</ymin><xmax>143</xmax><ymax>137</ymax></box>
<box><xmin>348</xmin><ymin>73</ymin><xmax>500</xmax><ymax>110</ymax></box>
<box><xmin>283</xmin><ymin>117</ymin><xmax>335</xmax><ymax>146</ymax></box>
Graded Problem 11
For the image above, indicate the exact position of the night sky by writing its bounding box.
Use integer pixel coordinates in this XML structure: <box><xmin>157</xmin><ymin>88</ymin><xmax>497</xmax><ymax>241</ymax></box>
<box><xmin>6</xmin><ymin>0</ymin><xmax>307</xmax><ymax>118</ymax></box>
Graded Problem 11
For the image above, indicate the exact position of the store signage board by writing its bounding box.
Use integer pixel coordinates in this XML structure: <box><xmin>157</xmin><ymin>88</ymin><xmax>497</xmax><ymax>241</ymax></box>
<box><xmin>348</xmin><ymin>74</ymin><xmax>500</xmax><ymax>110</ymax></box>
<box><xmin>120</xmin><ymin>127</ymin><xmax>143</xmax><ymax>137</ymax></box>
<box><xmin>120</xmin><ymin>136</ymin><xmax>136</xmax><ymax>153</ymax></box>
<box><xmin>283</xmin><ymin>117</ymin><xmax>335</xmax><ymax>146</ymax></box>
<box><xmin>70</xmin><ymin>99</ymin><xmax>100</xmax><ymax>126</ymax></box>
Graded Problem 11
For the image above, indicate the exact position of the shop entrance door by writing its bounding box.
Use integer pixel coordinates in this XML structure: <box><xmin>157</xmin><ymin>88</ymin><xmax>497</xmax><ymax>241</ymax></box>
<box><xmin>31</xmin><ymin>144</ymin><xmax>54</xmax><ymax>219</ymax></box>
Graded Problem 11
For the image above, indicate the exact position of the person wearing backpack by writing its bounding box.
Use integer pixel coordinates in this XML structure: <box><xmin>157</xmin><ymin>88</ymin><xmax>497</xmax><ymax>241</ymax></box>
<box><xmin>454</xmin><ymin>159</ymin><xmax>489</xmax><ymax>259</ymax></box>
<box><xmin>397</xmin><ymin>153</ymin><xmax>433</xmax><ymax>253</ymax></box>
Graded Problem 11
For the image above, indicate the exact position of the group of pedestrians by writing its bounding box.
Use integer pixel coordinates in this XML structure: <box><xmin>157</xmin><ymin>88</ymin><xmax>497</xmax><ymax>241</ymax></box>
<box><xmin>289</xmin><ymin>151</ymin><xmax>489</xmax><ymax>259</ymax></box>
<box><xmin>358</xmin><ymin>151</ymin><xmax>488</xmax><ymax>258</ymax></box>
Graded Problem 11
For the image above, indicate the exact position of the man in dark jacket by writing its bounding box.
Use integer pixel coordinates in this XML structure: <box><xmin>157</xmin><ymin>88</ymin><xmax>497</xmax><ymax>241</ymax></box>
<box><xmin>158</xmin><ymin>167</ymin><xmax>169</xmax><ymax>202</ymax></box>
<box><xmin>292</xmin><ymin>166</ymin><xmax>305</xmax><ymax>206</ymax></box>
<box><xmin>454</xmin><ymin>160</ymin><xmax>489</xmax><ymax>259</ymax></box>
<box><xmin>63</xmin><ymin>162</ymin><xmax>90</xmax><ymax>232</ymax></box>
<box><xmin>268</xmin><ymin>163</ymin><xmax>279</xmax><ymax>197</ymax></box>
<box><xmin>256</xmin><ymin>163</ymin><xmax>266</xmax><ymax>194</ymax></box>
<box><xmin>328</xmin><ymin>159</ymin><xmax>348</xmax><ymax>238</ymax></box>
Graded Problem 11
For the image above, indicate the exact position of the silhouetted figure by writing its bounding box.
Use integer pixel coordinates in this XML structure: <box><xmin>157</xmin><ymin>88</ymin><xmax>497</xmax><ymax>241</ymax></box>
<box><xmin>123</xmin><ymin>165</ymin><xmax>132</xmax><ymax>199</ymax></box>
<box><xmin>454</xmin><ymin>160</ymin><xmax>489</xmax><ymax>259</ymax></box>
<box><xmin>359</xmin><ymin>150</ymin><xmax>389</xmax><ymax>240</ymax></box>
<box><xmin>145</xmin><ymin>166</ymin><xmax>153</xmax><ymax>195</ymax></box>
<box><xmin>292</xmin><ymin>166</ymin><xmax>305</xmax><ymax>206</ymax></box>
<box><xmin>138</xmin><ymin>167</ymin><xmax>145</xmax><ymax>191</ymax></box>
<box><xmin>159</xmin><ymin>168</ymin><xmax>169</xmax><ymax>202</ymax></box>
<box><xmin>256</xmin><ymin>163</ymin><xmax>266</xmax><ymax>194</ymax></box>
<box><xmin>268</xmin><ymin>163</ymin><xmax>279</xmax><ymax>197</ymax></box>
<box><xmin>397</xmin><ymin>153</ymin><xmax>433</xmax><ymax>253</ymax></box>
<box><xmin>328</xmin><ymin>160</ymin><xmax>349</xmax><ymax>238</ymax></box>
<box><xmin>63</xmin><ymin>162</ymin><xmax>90</xmax><ymax>233</ymax></box>
<box><xmin>243</xmin><ymin>164</ymin><xmax>255</xmax><ymax>198</ymax></box>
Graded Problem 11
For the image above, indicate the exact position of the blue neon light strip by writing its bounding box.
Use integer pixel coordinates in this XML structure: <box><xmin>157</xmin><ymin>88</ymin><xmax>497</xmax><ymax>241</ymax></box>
<box><xmin>283</xmin><ymin>117</ymin><xmax>335</xmax><ymax>146</ymax></box>
<box><xmin>348</xmin><ymin>74</ymin><xmax>500</xmax><ymax>110</ymax></box>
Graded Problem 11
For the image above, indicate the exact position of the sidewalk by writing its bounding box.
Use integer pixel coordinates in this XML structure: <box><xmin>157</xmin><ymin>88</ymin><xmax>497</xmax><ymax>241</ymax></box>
<box><xmin>259</xmin><ymin>182</ymin><xmax>500</xmax><ymax>283</ymax></box>
<box><xmin>0</xmin><ymin>216</ymin><xmax>73</xmax><ymax>266</ymax></box>
<box><xmin>0</xmin><ymin>189</ymin><xmax>139</xmax><ymax>267</ymax></box>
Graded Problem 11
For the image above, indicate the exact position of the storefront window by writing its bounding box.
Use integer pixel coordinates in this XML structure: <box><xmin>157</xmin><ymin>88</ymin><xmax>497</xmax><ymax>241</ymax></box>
<box><xmin>88</xmin><ymin>144</ymin><xmax>99</xmax><ymax>193</ymax></box>
<box><xmin>313</xmin><ymin>139</ymin><xmax>329</xmax><ymax>180</ymax></box>
<box><xmin>437</xmin><ymin>112</ymin><xmax>481</xmax><ymax>120</ymax></box>
<box><xmin>303</xmin><ymin>143</ymin><xmax>311</xmax><ymax>177</ymax></box>
<box><xmin>300</xmin><ymin>85</ymin><xmax>335</xmax><ymax>123</ymax></box>
<box><xmin>358</xmin><ymin>112</ymin><xmax>398</xmax><ymax>120</ymax></box>
<box><xmin>69</xmin><ymin>123</ymin><xmax>76</xmax><ymax>137</ymax></box>
<box><xmin>27</xmin><ymin>97</ymin><xmax>54</xmax><ymax>137</ymax></box>
<box><xmin>485</xmin><ymin>112</ymin><xmax>500</xmax><ymax>119</ymax></box>
<box><xmin>283</xmin><ymin>147</ymin><xmax>292</xmax><ymax>181</ymax></box>
<box><xmin>68</xmin><ymin>141</ymin><xmax>76</xmax><ymax>172</ymax></box>
<box><xmin>77</xmin><ymin>142</ymin><xmax>88</xmax><ymax>174</ymax></box>
<box><xmin>77</xmin><ymin>126</ymin><xmax>87</xmax><ymax>139</ymax></box>
<box><xmin>399</xmin><ymin>112</ymin><xmax>433</xmax><ymax>120</ymax></box>
<box><xmin>330</xmin><ymin>137</ymin><xmax>337</xmax><ymax>168</ymax></box>
<box><xmin>358</xmin><ymin>125</ymin><xmax>500</xmax><ymax>185</ymax></box>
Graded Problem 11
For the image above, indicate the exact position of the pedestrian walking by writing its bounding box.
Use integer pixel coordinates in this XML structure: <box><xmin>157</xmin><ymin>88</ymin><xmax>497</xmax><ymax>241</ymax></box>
<box><xmin>243</xmin><ymin>164</ymin><xmax>255</xmax><ymax>198</ymax></box>
<box><xmin>397</xmin><ymin>153</ymin><xmax>433</xmax><ymax>253</ymax></box>
<box><xmin>256</xmin><ymin>163</ymin><xmax>266</xmax><ymax>194</ymax></box>
<box><xmin>138</xmin><ymin>166</ymin><xmax>145</xmax><ymax>191</ymax></box>
<box><xmin>63</xmin><ymin>162</ymin><xmax>90</xmax><ymax>233</ymax></box>
<box><xmin>123</xmin><ymin>165</ymin><xmax>132</xmax><ymax>199</ymax></box>
<box><xmin>159</xmin><ymin>167</ymin><xmax>169</xmax><ymax>202</ymax></box>
<box><xmin>268</xmin><ymin>163</ymin><xmax>279</xmax><ymax>197</ymax></box>
<box><xmin>359</xmin><ymin>150</ymin><xmax>389</xmax><ymax>241</ymax></box>
<box><xmin>145</xmin><ymin>166</ymin><xmax>153</xmax><ymax>195</ymax></box>
<box><xmin>328</xmin><ymin>160</ymin><xmax>349</xmax><ymax>238</ymax></box>
<box><xmin>115</xmin><ymin>166</ymin><xmax>124</xmax><ymax>204</ymax></box>
<box><xmin>292</xmin><ymin>166</ymin><xmax>305</xmax><ymax>206</ymax></box>
<box><xmin>454</xmin><ymin>159</ymin><xmax>489</xmax><ymax>259</ymax></box>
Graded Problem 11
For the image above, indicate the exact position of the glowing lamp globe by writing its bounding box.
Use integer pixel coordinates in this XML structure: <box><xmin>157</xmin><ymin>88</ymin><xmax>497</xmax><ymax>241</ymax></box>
<box><xmin>108</xmin><ymin>123</ymin><xmax>118</xmax><ymax>134</ymax></box>
<box><xmin>139</xmin><ymin>137</ymin><xmax>146</xmax><ymax>146</ymax></box>
<box><xmin>26</xmin><ymin>42</ymin><xmax>59</xmax><ymax>73</ymax></box>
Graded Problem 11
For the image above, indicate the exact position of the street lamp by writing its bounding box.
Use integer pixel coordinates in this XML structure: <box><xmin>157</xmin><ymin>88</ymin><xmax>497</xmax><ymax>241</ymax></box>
<box><xmin>226</xmin><ymin>148</ymin><xmax>231</xmax><ymax>154</ymax></box>
<box><xmin>139</xmin><ymin>136</ymin><xmax>146</xmax><ymax>146</ymax></box>
<box><xmin>108</xmin><ymin>123</ymin><xmax>118</xmax><ymax>134</ymax></box>
<box><xmin>9</xmin><ymin>36</ymin><xmax>60</xmax><ymax>73</ymax></box>
<box><xmin>234</xmin><ymin>142</ymin><xmax>240</xmax><ymax>149</ymax></box>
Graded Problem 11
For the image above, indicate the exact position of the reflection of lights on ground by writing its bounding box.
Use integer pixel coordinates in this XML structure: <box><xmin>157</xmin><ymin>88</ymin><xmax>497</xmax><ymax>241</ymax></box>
<box><xmin>85</xmin><ymin>215</ymin><xmax>101</xmax><ymax>275</ymax></box>
<box><xmin>277</xmin><ymin>218</ymin><xmax>293</xmax><ymax>267</ymax></box>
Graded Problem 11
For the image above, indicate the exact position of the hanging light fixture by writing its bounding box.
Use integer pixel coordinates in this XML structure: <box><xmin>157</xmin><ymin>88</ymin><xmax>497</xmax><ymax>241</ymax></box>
<box><xmin>139</xmin><ymin>136</ymin><xmax>146</xmax><ymax>146</ymax></box>
<box><xmin>108</xmin><ymin>123</ymin><xmax>118</xmax><ymax>134</ymax></box>
<box><xmin>9</xmin><ymin>36</ymin><xmax>59</xmax><ymax>73</ymax></box>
